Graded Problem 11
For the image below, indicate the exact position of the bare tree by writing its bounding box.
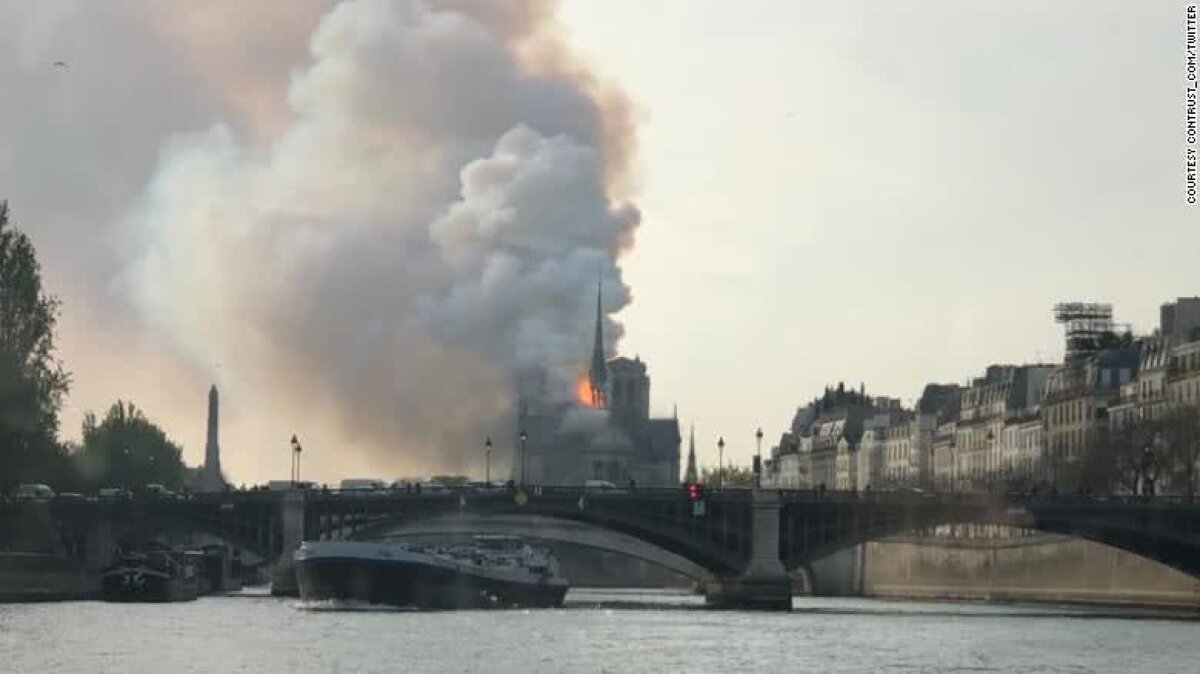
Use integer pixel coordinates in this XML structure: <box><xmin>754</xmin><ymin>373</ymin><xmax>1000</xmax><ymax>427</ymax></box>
<box><xmin>1161</xmin><ymin>406</ymin><xmax>1200</xmax><ymax>497</ymax></box>
<box><xmin>1080</xmin><ymin>424</ymin><xmax>1139</xmax><ymax>494</ymax></box>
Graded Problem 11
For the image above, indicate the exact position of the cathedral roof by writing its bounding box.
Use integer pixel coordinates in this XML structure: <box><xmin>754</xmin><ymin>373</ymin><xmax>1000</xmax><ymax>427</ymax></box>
<box><xmin>633</xmin><ymin>418</ymin><xmax>681</xmax><ymax>458</ymax></box>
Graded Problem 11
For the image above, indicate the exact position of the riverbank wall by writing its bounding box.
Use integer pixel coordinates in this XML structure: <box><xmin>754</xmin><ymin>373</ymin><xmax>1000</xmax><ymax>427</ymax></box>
<box><xmin>0</xmin><ymin>553</ymin><xmax>96</xmax><ymax>602</ymax></box>
<box><xmin>861</xmin><ymin>536</ymin><xmax>1200</xmax><ymax>608</ymax></box>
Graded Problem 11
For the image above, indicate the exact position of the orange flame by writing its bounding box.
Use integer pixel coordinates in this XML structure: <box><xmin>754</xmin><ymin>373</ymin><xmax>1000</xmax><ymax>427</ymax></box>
<box><xmin>576</xmin><ymin>375</ymin><xmax>601</xmax><ymax>408</ymax></box>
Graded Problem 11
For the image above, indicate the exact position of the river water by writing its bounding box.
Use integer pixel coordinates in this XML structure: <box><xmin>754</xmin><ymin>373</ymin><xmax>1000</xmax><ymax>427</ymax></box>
<box><xmin>2</xmin><ymin>589</ymin><xmax>1197</xmax><ymax>673</ymax></box>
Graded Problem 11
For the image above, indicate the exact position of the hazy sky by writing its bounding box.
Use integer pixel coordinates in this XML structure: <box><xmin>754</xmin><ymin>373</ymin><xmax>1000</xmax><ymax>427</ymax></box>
<box><xmin>2</xmin><ymin>1</ymin><xmax>1196</xmax><ymax>482</ymax></box>
<box><xmin>559</xmin><ymin>0</ymin><xmax>1199</xmax><ymax>465</ymax></box>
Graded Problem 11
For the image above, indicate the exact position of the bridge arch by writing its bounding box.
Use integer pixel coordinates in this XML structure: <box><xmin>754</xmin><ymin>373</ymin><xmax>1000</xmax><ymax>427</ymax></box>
<box><xmin>313</xmin><ymin>491</ymin><xmax>752</xmax><ymax>576</ymax></box>
<box><xmin>347</xmin><ymin>513</ymin><xmax>715</xmax><ymax>582</ymax></box>
<box><xmin>128</xmin><ymin>514</ymin><xmax>277</xmax><ymax>562</ymax></box>
<box><xmin>54</xmin><ymin>507</ymin><xmax>279</xmax><ymax>569</ymax></box>
<box><xmin>779</xmin><ymin>501</ymin><xmax>1200</xmax><ymax>579</ymax></box>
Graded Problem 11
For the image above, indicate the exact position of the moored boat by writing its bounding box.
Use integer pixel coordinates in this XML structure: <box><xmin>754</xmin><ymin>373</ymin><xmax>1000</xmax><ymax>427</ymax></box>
<box><xmin>294</xmin><ymin>537</ymin><xmax>569</xmax><ymax>609</ymax></box>
<box><xmin>100</xmin><ymin>548</ymin><xmax>200</xmax><ymax>602</ymax></box>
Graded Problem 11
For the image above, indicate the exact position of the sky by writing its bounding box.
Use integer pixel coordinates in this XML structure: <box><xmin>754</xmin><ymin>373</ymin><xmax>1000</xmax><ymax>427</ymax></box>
<box><xmin>558</xmin><ymin>0</ymin><xmax>1200</xmax><ymax>463</ymax></box>
<box><xmin>2</xmin><ymin>1</ymin><xmax>1196</xmax><ymax>483</ymax></box>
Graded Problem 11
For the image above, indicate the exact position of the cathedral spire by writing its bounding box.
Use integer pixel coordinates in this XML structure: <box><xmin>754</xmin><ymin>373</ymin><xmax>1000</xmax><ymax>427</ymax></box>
<box><xmin>684</xmin><ymin>423</ymin><xmax>698</xmax><ymax>483</ymax></box>
<box><xmin>588</xmin><ymin>277</ymin><xmax>608</xmax><ymax>407</ymax></box>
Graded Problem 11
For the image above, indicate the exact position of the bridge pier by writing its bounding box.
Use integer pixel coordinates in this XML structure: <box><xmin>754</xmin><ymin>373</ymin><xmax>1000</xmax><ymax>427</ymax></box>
<box><xmin>705</xmin><ymin>490</ymin><xmax>791</xmax><ymax>611</ymax></box>
<box><xmin>269</xmin><ymin>490</ymin><xmax>305</xmax><ymax>597</ymax></box>
<box><xmin>79</xmin><ymin>518</ymin><xmax>118</xmax><ymax>571</ymax></box>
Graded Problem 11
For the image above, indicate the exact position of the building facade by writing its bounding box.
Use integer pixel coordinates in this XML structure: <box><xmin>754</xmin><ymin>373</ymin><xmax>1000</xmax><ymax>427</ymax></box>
<box><xmin>764</xmin><ymin>296</ymin><xmax>1200</xmax><ymax>495</ymax></box>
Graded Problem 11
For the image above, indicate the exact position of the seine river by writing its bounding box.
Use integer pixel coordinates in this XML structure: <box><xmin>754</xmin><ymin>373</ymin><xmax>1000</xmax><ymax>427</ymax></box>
<box><xmin>2</xmin><ymin>589</ymin><xmax>1197</xmax><ymax>673</ymax></box>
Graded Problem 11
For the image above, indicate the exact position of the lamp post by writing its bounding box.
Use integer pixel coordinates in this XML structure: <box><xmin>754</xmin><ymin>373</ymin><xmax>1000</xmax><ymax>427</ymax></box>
<box><xmin>122</xmin><ymin>447</ymin><xmax>131</xmax><ymax>490</ymax></box>
<box><xmin>755</xmin><ymin>427</ymin><xmax>764</xmax><ymax>488</ymax></box>
<box><xmin>519</xmin><ymin>431</ymin><xmax>528</xmax><ymax>487</ymax></box>
<box><xmin>717</xmin><ymin>436</ymin><xmax>725</xmax><ymax>491</ymax></box>
<box><xmin>1141</xmin><ymin>436</ymin><xmax>1159</xmax><ymax>497</ymax></box>
<box><xmin>290</xmin><ymin>434</ymin><xmax>302</xmax><ymax>487</ymax></box>
<box><xmin>484</xmin><ymin>436</ymin><xmax>493</xmax><ymax>486</ymax></box>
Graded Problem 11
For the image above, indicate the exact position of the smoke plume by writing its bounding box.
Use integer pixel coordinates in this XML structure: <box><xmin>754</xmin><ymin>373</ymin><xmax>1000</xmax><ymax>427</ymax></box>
<box><xmin>110</xmin><ymin>0</ymin><xmax>639</xmax><ymax>479</ymax></box>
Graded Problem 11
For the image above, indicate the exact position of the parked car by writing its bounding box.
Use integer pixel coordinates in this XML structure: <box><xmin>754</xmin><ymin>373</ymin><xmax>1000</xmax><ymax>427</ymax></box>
<box><xmin>141</xmin><ymin>483</ymin><xmax>174</xmax><ymax>499</ymax></box>
<box><xmin>12</xmin><ymin>484</ymin><xmax>55</xmax><ymax>501</ymax></box>
<box><xmin>96</xmin><ymin>487</ymin><xmax>132</xmax><ymax>501</ymax></box>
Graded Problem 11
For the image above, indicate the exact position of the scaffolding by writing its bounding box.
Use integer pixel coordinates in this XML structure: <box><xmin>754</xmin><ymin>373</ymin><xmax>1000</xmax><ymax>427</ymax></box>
<box><xmin>1053</xmin><ymin>302</ymin><xmax>1126</xmax><ymax>362</ymax></box>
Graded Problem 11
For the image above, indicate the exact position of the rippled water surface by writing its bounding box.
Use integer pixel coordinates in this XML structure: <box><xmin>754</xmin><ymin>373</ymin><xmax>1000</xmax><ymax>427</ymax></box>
<box><xmin>2</xmin><ymin>589</ymin><xmax>1197</xmax><ymax>673</ymax></box>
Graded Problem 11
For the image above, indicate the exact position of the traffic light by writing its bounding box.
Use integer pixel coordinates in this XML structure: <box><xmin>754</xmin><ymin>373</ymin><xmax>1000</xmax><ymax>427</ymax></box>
<box><xmin>687</xmin><ymin>483</ymin><xmax>707</xmax><ymax>517</ymax></box>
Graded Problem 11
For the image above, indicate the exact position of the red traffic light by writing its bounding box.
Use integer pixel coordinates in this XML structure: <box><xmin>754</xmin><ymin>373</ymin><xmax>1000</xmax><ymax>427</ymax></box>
<box><xmin>687</xmin><ymin>483</ymin><xmax>705</xmax><ymax>502</ymax></box>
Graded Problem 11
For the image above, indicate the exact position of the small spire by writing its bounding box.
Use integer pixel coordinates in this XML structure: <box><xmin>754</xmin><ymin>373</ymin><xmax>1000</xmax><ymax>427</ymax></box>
<box><xmin>684</xmin><ymin>423</ymin><xmax>698</xmax><ymax>483</ymax></box>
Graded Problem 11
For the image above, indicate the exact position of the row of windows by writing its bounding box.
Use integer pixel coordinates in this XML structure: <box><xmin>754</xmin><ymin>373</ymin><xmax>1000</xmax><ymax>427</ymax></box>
<box><xmin>1171</xmin><ymin>351</ymin><xmax>1200</xmax><ymax>373</ymax></box>
<box><xmin>1048</xmin><ymin>399</ymin><xmax>1090</xmax><ymax>426</ymax></box>
<box><xmin>1169</xmin><ymin>378</ymin><xmax>1200</xmax><ymax>403</ymax></box>
<box><xmin>1049</xmin><ymin>429</ymin><xmax>1086</xmax><ymax>454</ymax></box>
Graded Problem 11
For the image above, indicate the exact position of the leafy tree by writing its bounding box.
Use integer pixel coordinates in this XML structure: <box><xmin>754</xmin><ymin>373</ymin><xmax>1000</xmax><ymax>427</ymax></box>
<box><xmin>700</xmin><ymin>463</ymin><xmax>756</xmax><ymax>488</ymax></box>
<box><xmin>75</xmin><ymin>400</ymin><xmax>186</xmax><ymax>490</ymax></box>
<box><xmin>0</xmin><ymin>201</ymin><xmax>71</xmax><ymax>490</ymax></box>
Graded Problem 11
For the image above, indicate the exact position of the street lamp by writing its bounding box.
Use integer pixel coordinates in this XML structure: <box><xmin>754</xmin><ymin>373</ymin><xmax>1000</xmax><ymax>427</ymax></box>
<box><xmin>519</xmin><ymin>431</ymin><xmax>528</xmax><ymax>487</ymax></box>
<box><xmin>484</xmin><ymin>436</ymin><xmax>493</xmax><ymax>486</ymax></box>
<box><xmin>290</xmin><ymin>434</ymin><xmax>303</xmax><ymax>487</ymax></box>
<box><xmin>1142</xmin><ymin>438</ymin><xmax>1157</xmax><ymax>497</ymax></box>
<box><xmin>122</xmin><ymin>447</ymin><xmax>131</xmax><ymax>490</ymax></box>
<box><xmin>717</xmin><ymin>436</ymin><xmax>725</xmax><ymax>491</ymax></box>
<box><xmin>755</xmin><ymin>427</ymin><xmax>764</xmax><ymax>488</ymax></box>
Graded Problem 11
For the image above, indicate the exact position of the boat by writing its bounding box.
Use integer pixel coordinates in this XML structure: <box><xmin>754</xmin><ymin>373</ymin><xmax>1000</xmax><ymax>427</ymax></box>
<box><xmin>294</xmin><ymin>536</ymin><xmax>569</xmax><ymax>609</ymax></box>
<box><xmin>100</xmin><ymin>547</ymin><xmax>200</xmax><ymax>602</ymax></box>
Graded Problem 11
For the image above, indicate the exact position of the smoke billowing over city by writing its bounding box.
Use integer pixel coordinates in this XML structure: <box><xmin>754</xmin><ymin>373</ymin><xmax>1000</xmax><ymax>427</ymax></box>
<box><xmin>3</xmin><ymin>1</ymin><xmax>1200</xmax><ymax>666</ymax></box>
<box><xmin>3</xmin><ymin>0</ymin><xmax>640</xmax><ymax>478</ymax></box>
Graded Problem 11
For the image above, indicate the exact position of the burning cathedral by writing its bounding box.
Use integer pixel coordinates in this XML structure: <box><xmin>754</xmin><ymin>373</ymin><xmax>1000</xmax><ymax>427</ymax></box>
<box><xmin>513</xmin><ymin>284</ymin><xmax>681</xmax><ymax>487</ymax></box>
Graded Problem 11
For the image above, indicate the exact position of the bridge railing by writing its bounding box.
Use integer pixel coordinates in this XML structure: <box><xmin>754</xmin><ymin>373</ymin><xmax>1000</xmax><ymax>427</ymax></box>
<box><xmin>303</xmin><ymin>485</ymin><xmax>754</xmax><ymax>502</ymax></box>
<box><xmin>4</xmin><ymin>486</ymin><xmax>1195</xmax><ymax>510</ymax></box>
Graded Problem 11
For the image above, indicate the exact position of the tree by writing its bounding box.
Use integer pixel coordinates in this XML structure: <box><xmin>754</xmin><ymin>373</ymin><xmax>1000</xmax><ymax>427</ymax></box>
<box><xmin>0</xmin><ymin>201</ymin><xmax>71</xmax><ymax>490</ymax></box>
<box><xmin>1161</xmin><ymin>406</ymin><xmax>1200</xmax><ymax>496</ymax></box>
<box><xmin>1077</xmin><ymin>425</ymin><xmax>1131</xmax><ymax>494</ymax></box>
<box><xmin>700</xmin><ymin>463</ymin><xmax>756</xmax><ymax>488</ymax></box>
<box><xmin>75</xmin><ymin>400</ymin><xmax>187</xmax><ymax>490</ymax></box>
<box><xmin>1077</xmin><ymin>416</ymin><xmax>1187</xmax><ymax>496</ymax></box>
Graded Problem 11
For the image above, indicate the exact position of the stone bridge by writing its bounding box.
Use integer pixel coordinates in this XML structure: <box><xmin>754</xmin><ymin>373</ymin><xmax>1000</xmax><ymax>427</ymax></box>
<box><xmin>4</xmin><ymin>487</ymin><xmax>1199</xmax><ymax>609</ymax></box>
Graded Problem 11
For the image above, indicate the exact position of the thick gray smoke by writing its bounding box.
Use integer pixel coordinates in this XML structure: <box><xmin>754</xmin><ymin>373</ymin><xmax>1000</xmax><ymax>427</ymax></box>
<box><xmin>110</xmin><ymin>0</ymin><xmax>639</xmax><ymax>478</ymax></box>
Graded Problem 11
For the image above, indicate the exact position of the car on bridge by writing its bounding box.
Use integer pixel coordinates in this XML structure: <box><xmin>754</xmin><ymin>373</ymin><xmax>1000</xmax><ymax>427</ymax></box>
<box><xmin>339</xmin><ymin>479</ymin><xmax>390</xmax><ymax>496</ymax></box>
<box><xmin>96</xmin><ymin>487</ymin><xmax>133</xmax><ymax>502</ymax></box>
<box><xmin>140</xmin><ymin>483</ymin><xmax>175</xmax><ymax>499</ymax></box>
<box><xmin>12</xmin><ymin>484</ymin><xmax>55</xmax><ymax>501</ymax></box>
<box><xmin>268</xmin><ymin>480</ymin><xmax>316</xmax><ymax>492</ymax></box>
<box><xmin>584</xmin><ymin>480</ymin><xmax>626</xmax><ymax>493</ymax></box>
